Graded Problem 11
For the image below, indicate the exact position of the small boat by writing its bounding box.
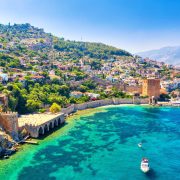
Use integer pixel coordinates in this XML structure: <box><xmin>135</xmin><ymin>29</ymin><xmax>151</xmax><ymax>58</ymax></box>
<box><xmin>24</xmin><ymin>140</ymin><xmax>39</xmax><ymax>145</ymax></box>
<box><xmin>140</xmin><ymin>158</ymin><xmax>150</xmax><ymax>173</ymax></box>
<box><xmin>138</xmin><ymin>143</ymin><xmax>142</xmax><ymax>148</ymax></box>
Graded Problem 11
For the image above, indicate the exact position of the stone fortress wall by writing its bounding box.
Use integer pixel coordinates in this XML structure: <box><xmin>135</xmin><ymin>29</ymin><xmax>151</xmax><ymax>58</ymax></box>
<box><xmin>62</xmin><ymin>98</ymin><xmax>149</xmax><ymax>115</ymax></box>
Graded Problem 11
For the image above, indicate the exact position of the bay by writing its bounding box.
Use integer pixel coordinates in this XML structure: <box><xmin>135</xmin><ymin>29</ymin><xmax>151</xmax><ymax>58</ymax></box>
<box><xmin>0</xmin><ymin>105</ymin><xmax>180</xmax><ymax>180</ymax></box>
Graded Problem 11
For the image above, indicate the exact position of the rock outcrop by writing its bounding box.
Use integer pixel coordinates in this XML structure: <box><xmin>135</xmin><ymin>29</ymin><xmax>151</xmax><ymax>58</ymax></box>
<box><xmin>0</xmin><ymin>127</ymin><xmax>16</xmax><ymax>158</ymax></box>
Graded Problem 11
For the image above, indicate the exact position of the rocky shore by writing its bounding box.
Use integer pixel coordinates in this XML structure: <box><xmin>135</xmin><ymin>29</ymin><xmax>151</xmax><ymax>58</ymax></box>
<box><xmin>0</xmin><ymin>128</ymin><xmax>17</xmax><ymax>159</ymax></box>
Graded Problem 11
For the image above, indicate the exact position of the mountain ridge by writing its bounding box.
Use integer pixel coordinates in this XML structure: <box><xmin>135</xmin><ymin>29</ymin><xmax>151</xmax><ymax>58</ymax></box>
<box><xmin>137</xmin><ymin>46</ymin><xmax>180</xmax><ymax>66</ymax></box>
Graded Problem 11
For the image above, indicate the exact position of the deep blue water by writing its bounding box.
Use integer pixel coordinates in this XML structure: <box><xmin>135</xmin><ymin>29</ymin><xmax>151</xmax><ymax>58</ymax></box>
<box><xmin>0</xmin><ymin>105</ymin><xmax>180</xmax><ymax>180</ymax></box>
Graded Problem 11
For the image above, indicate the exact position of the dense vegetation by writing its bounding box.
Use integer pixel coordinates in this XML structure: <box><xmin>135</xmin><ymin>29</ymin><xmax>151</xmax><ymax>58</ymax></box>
<box><xmin>0</xmin><ymin>54</ymin><xmax>21</xmax><ymax>69</ymax></box>
<box><xmin>0</xmin><ymin>79</ymin><xmax>131</xmax><ymax>114</ymax></box>
<box><xmin>54</xmin><ymin>40</ymin><xmax>131</xmax><ymax>60</ymax></box>
<box><xmin>0</xmin><ymin>23</ymin><xmax>132</xmax><ymax>61</ymax></box>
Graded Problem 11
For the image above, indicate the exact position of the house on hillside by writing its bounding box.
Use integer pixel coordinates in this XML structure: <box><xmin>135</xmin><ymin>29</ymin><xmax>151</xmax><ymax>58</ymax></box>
<box><xmin>85</xmin><ymin>92</ymin><xmax>100</xmax><ymax>100</ymax></box>
<box><xmin>0</xmin><ymin>73</ymin><xmax>8</xmax><ymax>82</ymax></box>
<box><xmin>70</xmin><ymin>91</ymin><xmax>83</xmax><ymax>98</ymax></box>
<box><xmin>31</xmin><ymin>75</ymin><xmax>44</xmax><ymax>82</ymax></box>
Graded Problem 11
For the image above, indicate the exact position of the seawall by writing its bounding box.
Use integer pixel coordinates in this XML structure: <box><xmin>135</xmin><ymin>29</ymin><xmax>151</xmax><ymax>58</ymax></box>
<box><xmin>61</xmin><ymin>98</ymin><xmax>149</xmax><ymax>115</ymax></box>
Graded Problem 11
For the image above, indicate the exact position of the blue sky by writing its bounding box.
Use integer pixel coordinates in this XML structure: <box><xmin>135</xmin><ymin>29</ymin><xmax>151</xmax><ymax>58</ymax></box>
<box><xmin>0</xmin><ymin>0</ymin><xmax>180</xmax><ymax>53</ymax></box>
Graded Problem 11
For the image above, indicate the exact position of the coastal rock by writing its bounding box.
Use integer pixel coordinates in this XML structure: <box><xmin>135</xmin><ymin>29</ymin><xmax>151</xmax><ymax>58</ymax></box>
<box><xmin>0</xmin><ymin>128</ymin><xmax>14</xmax><ymax>157</ymax></box>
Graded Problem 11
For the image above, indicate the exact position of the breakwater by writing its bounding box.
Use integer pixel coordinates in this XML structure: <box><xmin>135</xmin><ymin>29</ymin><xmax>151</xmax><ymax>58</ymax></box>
<box><xmin>62</xmin><ymin>98</ymin><xmax>149</xmax><ymax>115</ymax></box>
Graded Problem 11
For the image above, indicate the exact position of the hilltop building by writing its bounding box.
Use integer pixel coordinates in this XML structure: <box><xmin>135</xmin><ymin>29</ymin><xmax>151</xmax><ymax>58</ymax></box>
<box><xmin>142</xmin><ymin>78</ymin><xmax>161</xmax><ymax>98</ymax></box>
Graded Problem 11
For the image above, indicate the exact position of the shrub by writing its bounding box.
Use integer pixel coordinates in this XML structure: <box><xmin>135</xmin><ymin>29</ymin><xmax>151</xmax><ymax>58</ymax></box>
<box><xmin>49</xmin><ymin>103</ymin><xmax>61</xmax><ymax>113</ymax></box>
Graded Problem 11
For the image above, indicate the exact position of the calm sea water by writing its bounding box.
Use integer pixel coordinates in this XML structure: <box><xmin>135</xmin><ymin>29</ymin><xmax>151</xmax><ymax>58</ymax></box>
<box><xmin>0</xmin><ymin>105</ymin><xmax>180</xmax><ymax>180</ymax></box>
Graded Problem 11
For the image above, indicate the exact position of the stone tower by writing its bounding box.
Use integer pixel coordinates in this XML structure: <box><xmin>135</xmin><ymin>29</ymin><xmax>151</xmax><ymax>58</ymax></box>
<box><xmin>0</xmin><ymin>112</ymin><xmax>19</xmax><ymax>140</ymax></box>
<box><xmin>142</xmin><ymin>78</ymin><xmax>161</xmax><ymax>98</ymax></box>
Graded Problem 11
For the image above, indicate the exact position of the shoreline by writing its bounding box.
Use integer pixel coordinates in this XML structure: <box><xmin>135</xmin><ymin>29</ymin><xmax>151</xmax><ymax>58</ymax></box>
<box><xmin>61</xmin><ymin>98</ymin><xmax>150</xmax><ymax>115</ymax></box>
<box><xmin>66</xmin><ymin>104</ymin><xmax>149</xmax><ymax>117</ymax></box>
<box><xmin>1</xmin><ymin>102</ymin><xmax>178</xmax><ymax>159</ymax></box>
<box><xmin>1</xmin><ymin>103</ymin><xmax>143</xmax><ymax>159</ymax></box>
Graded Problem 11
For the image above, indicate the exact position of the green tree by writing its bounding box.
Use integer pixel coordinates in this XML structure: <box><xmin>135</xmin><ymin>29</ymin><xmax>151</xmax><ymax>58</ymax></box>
<box><xmin>26</xmin><ymin>99</ymin><xmax>42</xmax><ymax>113</ymax></box>
<box><xmin>79</xmin><ymin>85</ymin><xmax>88</xmax><ymax>92</ymax></box>
<box><xmin>82</xmin><ymin>80</ymin><xmax>96</xmax><ymax>90</ymax></box>
<box><xmin>8</xmin><ymin>96</ymin><xmax>18</xmax><ymax>111</ymax></box>
<box><xmin>59</xmin><ymin>85</ymin><xmax>70</xmax><ymax>97</ymax></box>
<box><xmin>49</xmin><ymin>103</ymin><xmax>61</xmax><ymax>113</ymax></box>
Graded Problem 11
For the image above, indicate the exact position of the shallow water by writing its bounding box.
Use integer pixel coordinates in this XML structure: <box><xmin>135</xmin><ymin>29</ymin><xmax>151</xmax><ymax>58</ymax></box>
<box><xmin>0</xmin><ymin>105</ymin><xmax>180</xmax><ymax>180</ymax></box>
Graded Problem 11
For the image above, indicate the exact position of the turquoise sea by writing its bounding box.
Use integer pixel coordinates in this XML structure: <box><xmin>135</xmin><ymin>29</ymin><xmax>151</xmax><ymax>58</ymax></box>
<box><xmin>0</xmin><ymin>105</ymin><xmax>180</xmax><ymax>180</ymax></box>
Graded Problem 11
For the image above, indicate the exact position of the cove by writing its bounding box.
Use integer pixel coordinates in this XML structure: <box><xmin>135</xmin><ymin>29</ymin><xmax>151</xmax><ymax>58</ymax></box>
<box><xmin>0</xmin><ymin>105</ymin><xmax>180</xmax><ymax>180</ymax></box>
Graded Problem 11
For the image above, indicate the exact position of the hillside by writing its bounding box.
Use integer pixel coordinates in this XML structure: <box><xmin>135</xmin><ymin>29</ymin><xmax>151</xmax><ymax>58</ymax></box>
<box><xmin>0</xmin><ymin>23</ymin><xmax>176</xmax><ymax>115</ymax></box>
<box><xmin>0</xmin><ymin>23</ymin><xmax>132</xmax><ymax>61</ymax></box>
<box><xmin>137</xmin><ymin>46</ymin><xmax>180</xmax><ymax>66</ymax></box>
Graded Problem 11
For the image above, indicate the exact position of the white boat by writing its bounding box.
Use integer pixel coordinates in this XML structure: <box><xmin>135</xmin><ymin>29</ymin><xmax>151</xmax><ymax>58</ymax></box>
<box><xmin>140</xmin><ymin>158</ymin><xmax>150</xmax><ymax>173</ymax></box>
<box><xmin>138</xmin><ymin>143</ymin><xmax>142</xmax><ymax>148</ymax></box>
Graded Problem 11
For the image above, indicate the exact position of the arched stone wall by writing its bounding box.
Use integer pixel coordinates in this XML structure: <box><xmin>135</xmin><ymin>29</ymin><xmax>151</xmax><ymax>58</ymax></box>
<box><xmin>55</xmin><ymin>119</ymin><xmax>58</xmax><ymax>126</ymax></box>
<box><xmin>44</xmin><ymin>124</ymin><xmax>49</xmax><ymax>132</ymax></box>
<box><xmin>38</xmin><ymin>126</ymin><xmax>44</xmax><ymax>136</ymax></box>
<box><xmin>23</xmin><ymin>114</ymin><xmax>65</xmax><ymax>138</ymax></box>
<box><xmin>49</xmin><ymin>121</ymin><xmax>54</xmax><ymax>129</ymax></box>
<box><xmin>58</xmin><ymin>118</ymin><xmax>61</xmax><ymax>125</ymax></box>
